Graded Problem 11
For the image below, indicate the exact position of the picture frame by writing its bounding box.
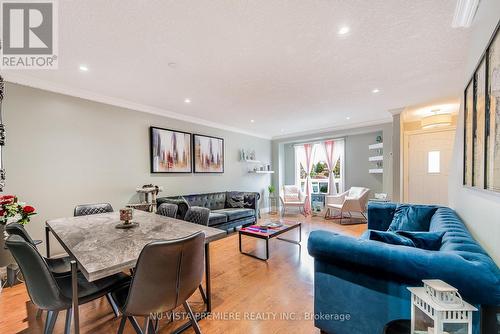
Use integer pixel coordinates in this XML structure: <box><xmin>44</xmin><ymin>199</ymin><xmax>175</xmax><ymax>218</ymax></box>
<box><xmin>150</xmin><ymin>126</ymin><xmax>192</xmax><ymax>173</ymax></box>
<box><xmin>193</xmin><ymin>134</ymin><xmax>224</xmax><ymax>173</ymax></box>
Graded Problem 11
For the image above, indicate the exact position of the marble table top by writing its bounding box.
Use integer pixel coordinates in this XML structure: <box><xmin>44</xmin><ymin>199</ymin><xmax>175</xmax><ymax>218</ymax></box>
<box><xmin>46</xmin><ymin>210</ymin><xmax>226</xmax><ymax>282</ymax></box>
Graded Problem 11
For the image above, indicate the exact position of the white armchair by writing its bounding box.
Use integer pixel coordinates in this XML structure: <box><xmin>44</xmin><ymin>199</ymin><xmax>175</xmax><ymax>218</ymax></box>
<box><xmin>325</xmin><ymin>187</ymin><xmax>370</xmax><ymax>224</ymax></box>
<box><xmin>279</xmin><ymin>185</ymin><xmax>308</xmax><ymax>216</ymax></box>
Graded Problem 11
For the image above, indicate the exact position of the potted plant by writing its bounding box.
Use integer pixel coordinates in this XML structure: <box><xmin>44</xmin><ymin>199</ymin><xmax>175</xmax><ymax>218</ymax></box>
<box><xmin>0</xmin><ymin>195</ymin><xmax>37</xmax><ymax>289</ymax></box>
<box><xmin>268</xmin><ymin>185</ymin><xmax>276</xmax><ymax>197</ymax></box>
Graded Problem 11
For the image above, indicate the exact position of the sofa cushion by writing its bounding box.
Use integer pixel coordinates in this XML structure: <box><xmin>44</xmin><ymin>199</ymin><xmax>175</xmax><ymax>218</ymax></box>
<box><xmin>396</xmin><ymin>231</ymin><xmax>444</xmax><ymax>251</ymax></box>
<box><xmin>388</xmin><ymin>204</ymin><xmax>437</xmax><ymax>232</ymax></box>
<box><xmin>208</xmin><ymin>212</ymin><xmax>228</xmax><ymax>226</ymax></box>
<box><xmin>225</xmin><ymin>191</ymin><xmax>257</xmax><ymax>209</ymax></box>
<box><xmin>184</xmin><ymin>193</ymin><xmax>226</xmax><ymax>210</ymax></box>
<box><xmin>369</xmin><ymin>230</ymin><xmax>415</xmax><ymax>247</ymax></box>
<box><xmin>212</xmin><ymin>208</ymin><xmax>255</xmax><ymax>221</ymax></box>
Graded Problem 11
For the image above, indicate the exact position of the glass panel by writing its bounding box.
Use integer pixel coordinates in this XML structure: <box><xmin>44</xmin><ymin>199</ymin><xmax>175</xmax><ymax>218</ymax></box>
<box><xmin>487</xmin><ymin>30</ymin><xmax>500</xmax><ymax>192</ymax></box>
<box><xmin>473</xmin><ymin>59</ymin><xmax>486</xmax><ymax>188</ymax></box>
<box><xmin>443</xmin><ymin>322</ymin><xmax>468</xmax><ymax>334</ymax></box>
<box><xmin>414</xmin><ymin>305</ymin><xmax>434</xmax><ymax>334</ymax></box>
<box><xmin>465</xmin><ymin>82</ymin><xmax>474</xmax><ymax>186</ymax></box>
<box><xmin>428</xmin><ymin>151</ymin><xmax>441</xmax><ymax>173</ymax></box>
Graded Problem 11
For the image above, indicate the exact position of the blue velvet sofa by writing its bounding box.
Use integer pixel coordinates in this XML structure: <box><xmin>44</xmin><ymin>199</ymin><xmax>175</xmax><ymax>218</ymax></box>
<box><xmin>308</xmin><ymin>202</ymin><xmax>500</xmax><ymax>334</ymax></box>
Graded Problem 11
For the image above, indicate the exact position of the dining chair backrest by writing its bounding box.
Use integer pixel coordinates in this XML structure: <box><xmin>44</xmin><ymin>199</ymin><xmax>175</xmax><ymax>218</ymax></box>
<box><xmin>5</xmin><ymin>235</ymin><xmax>70</xmax><ymax>310</ymax></box>
<box><xmin>5</xmin><ymin>223</ymin><xmax>37</xmax><ymax>246</ymax></box>
<box><xmin>157</xmin><ymin>203</ymin><xmax>178</xmax><ymax>219</ymax></box>
<box><xmin>74</xmin><ymin>203</ymin><xmax>114</xmax><ymax>217</ymax></box>
<box><xmin>122</xmin><ymin>232</ymin><xmax>205</xmax><ymax>316</ymax></box>
<box><xmin>184</xmin><ymin>206</ymin><xmax>210</xmax><ymax>226</ymax></box>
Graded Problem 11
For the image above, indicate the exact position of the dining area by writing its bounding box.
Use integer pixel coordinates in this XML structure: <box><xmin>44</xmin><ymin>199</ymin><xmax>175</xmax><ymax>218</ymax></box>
<box><xmin>3</xmin><ymin>202</ymin><xmax>226</xmax><ymax>334</ymax></box>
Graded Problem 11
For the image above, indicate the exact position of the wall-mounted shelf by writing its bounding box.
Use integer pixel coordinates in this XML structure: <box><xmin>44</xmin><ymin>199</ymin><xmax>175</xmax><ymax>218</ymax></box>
<box><xmin>369</xmin><ymin>168</ymin><xmax>383</xmax><ymax>174</ymax></box>
<box><xmin>249</xmin><ymin>170</ymin><xmax>275</xmax><ymax>174</ymax></box>
<box><xmin>369</xmin><ymin>155</ymin><xmax>383</xmax><ymax>162</ymax></box>
<box><xmin>241</xmin><ymin>159</ymin><xmax>262</xmax><ymax>164</ymax></box>
<box><xmin>369</xmin><ymin>143</ymin><xmax>383</xmax><ymax>150</ymax></box>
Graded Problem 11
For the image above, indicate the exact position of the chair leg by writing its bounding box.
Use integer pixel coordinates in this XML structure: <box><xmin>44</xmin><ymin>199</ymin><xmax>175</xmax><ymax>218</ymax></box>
<box><xmin>183</xmin><ymin>301</ymin><xmax>202</xmax><ymax>334</ymax></box>
<box><xmin>106</xmin><ymin>293</ymin><xmax>120</xmax><ymax>317</ymax></box>
<box><xmin>36</xmin><ymin>308</ymin><xmax>44</xmax><ymax>319</ymax></box>
<box><xmin>43</xmin><ymin>310</ymin><xmax>59</xmax><ymax>334</ymax></box>
<box><xmin>128</xmin><ymin>316</ymin><xmax>144</xmax><ymax>334</ymax></box>
<box><xmin>117</xmin><ymin>316</ymin><xmax>127</xmax><ymax>334</ymax></box>
<box><xmin>198</xmin><ymin>284</ymin><xmax>208</xmax><ymax>304</ymax></box>
<box><xmin>64</xmin><ymin>308</ymin><xmax>72</xmax><ymax>334</ymax></box>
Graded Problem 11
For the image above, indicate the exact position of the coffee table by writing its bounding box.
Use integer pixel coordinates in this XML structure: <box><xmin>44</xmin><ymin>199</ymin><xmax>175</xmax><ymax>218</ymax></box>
<box><xmin>238</xmin><ymin>220</ymin><xmax>302</xmax><ymax>260</ymax></box>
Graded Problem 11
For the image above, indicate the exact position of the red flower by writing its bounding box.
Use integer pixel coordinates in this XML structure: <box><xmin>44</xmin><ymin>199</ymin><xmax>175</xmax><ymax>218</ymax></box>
<box><xmin>0</xmin><ymin>210</ymin><xmax>4</xmax><ymax>216</ymax></box>
<box><xmin>0</xmin><ymin>195</ymin><xmax>15</xmax><ymax>204</ymax></box>
<box><xmin>23</xmin><ymin>206</ymin><xmax>35</xmax><ymax>214</ymax></box>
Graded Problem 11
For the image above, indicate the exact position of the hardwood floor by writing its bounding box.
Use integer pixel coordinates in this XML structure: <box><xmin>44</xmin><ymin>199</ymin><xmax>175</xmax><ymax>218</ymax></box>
<box><xmin>0</xmin><ymin>213</ymin><xmax>366</xmax><ymax>334</ymax></box>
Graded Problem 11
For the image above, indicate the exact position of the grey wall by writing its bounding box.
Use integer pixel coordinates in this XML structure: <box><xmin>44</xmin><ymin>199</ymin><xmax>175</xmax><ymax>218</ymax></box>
<box><xmin>272</xmin><ymin>122</ymin><xmax>393</xmax><ymax>198</ymax></box>
<box><xmin>448</xmin><ymin>0</ymin><xmax>500</xmax><ymax>264</ymax></box>
<box><xmin>2</xmin><ymin>83</ymin><xmax>272</xmax><ymax>256</ymax></box>
<box><xmin>345</xmin><ymin>131</ymin><xmax>383</xmax><ymax>194</ymax></box>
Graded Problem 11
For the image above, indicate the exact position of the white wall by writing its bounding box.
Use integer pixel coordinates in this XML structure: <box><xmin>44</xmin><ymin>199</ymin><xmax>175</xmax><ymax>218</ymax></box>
<box><xmin>448</xmin><ymin>0</ymin><xmax>500</xmax><ymax>264</ymax></box>
<box><xmin>2</xmin><ymin>83</ymin><xmax>272</xmax><ymax>256</ymax></box>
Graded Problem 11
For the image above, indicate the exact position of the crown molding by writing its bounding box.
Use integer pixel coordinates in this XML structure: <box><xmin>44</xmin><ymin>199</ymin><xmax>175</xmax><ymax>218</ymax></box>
<box><xmin>3</xmin><ymin>72</ymin><xmax>272</xmax><ymax>140</ymax></box>
<box><xmin>387</xmin><ymin>107</ymin><xmax>405</xmax><ymax>115</ymax></box>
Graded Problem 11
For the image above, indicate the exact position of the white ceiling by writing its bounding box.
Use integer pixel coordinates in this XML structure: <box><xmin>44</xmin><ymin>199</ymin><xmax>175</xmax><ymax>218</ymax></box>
<box><xmin>4</xmin><ymin>0</ymin><xmax>471</xmax><ymax>139</ymax></box>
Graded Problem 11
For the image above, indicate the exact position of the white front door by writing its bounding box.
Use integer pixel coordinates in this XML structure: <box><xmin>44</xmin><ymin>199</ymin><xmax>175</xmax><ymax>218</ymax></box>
<box><xmin>406</xmin><ymin>129</ymin><xmax>455</xmax><ymax>205</ymax></box>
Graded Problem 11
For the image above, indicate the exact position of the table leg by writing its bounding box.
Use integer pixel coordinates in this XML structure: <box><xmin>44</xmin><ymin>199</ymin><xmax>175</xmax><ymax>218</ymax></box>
<box><xmin>205</xmin><ymin>242</ymin><xmax>211</xmax><ymax>312</ymax></box>
<box><xmin>70</xmin><ymin>260</ymin><xmax>79</xmax><ymax>334</ymax></box>
<box><xmin>45</xmin><ymin>225</ymin><xmax>51</xmax><ymax>258</ymax></box>
<box><xmin>265</xmin><ymin>238</ymin><xmax>269</xmax><ymax>260</ymax></box>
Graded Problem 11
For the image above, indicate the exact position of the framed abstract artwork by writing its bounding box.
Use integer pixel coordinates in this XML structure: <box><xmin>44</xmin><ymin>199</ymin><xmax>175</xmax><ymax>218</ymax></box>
<box><xmin>487</xmin><ymin>27</ymin><xmax>500</xmax><ymax>192</ymax></box>
<box><xmin>193</xmin><ymin>134</ymin><xmax>224</xmax><ymax>173</ymax></box>
<box><xmin>464</xmin><ymin>80</ymin><xmax>473</xmax><ymax>187</ymax></box>
<box><xmin>473</xmin><ymin>59</ymin><xmax>486</xmax><ymax>189</ymax></box>
<box><xmin>464</xmin><ymin>22</ymin><xmax>500</xmax><ymax>193</ymax></box>
<box><xmin>150</xmin><ymin>127</ymin><xmax>192</xmax><ymax>173</ymax></box>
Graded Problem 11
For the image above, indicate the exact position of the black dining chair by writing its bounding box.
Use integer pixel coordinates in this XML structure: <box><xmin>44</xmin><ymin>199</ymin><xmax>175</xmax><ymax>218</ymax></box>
<box><xmin>111</xmin><ymin>232</ymin><xmax>206</xmax><ymax>334</ymax></box>
<box><xmin>157</xmin><ymin>203</ymin><xmax>178</xmax><ymax>219</ymax></box>
<box><xmin>74</xmin><ymin>203</ymin><xmax>114</xmax><ymax>217</ymax></box>
<box><xmin>5</xmin><ymin>223</ymin><xmax>72</xmax><ymax>276</ymax></box>
<box><xmin>5</xmin><ymin>235</ymin><xmax>130</xmax><ymax>334</ymax></box>
<box><xmin>184</xmin><ymin>207</ymin><xmax>210</xmax><ymax>226</ymax></box>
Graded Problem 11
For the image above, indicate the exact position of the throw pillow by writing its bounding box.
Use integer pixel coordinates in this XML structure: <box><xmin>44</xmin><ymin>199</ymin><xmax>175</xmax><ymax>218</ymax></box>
<box><xmin>396</xmin><ymin>231</ymin><xmax>445</xmax><ymax>251</ymax></box>
<box><xmin>387</xmin><ymin>204</ymin><xmax>438</xmax><ymax>232</ymax></box>
<box><xmin>369</xmin><ymin>231</ymin><xmax>415</xmax><ymax>248</ymax></box>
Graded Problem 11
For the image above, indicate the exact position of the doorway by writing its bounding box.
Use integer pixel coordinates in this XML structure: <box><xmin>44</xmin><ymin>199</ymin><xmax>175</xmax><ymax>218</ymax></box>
<box><xmin>404</xmin><ymin>129</ymin><xmax>456</xmax><ymax>205</ymax></box>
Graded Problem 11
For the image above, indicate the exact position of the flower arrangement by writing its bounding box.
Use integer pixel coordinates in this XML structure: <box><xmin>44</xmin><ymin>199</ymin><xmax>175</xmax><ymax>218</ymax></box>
<box><xmin>0</xmin><ymin>195</ymin><xmax>36</xmax><ymax>226</ymax></box>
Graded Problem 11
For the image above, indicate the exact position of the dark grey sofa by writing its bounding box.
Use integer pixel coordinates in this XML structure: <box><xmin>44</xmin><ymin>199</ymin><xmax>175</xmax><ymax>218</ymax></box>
<box><xmin>157</xmin><ymin>191</ymin><xmax>260</xmax><ymax>232</ymax></box>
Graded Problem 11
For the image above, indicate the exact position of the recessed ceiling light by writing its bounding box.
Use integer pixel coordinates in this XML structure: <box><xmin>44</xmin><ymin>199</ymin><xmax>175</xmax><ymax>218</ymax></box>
<box><xmin>184</xmin><ymin>98</ymin><xmax>191</xmax><ymax>104</ymax></box>
<box><xmin>338</xmin><ymin>26</ymin><xmax>350</xmax><ymax>35</ymax></box>
<box><xmin>346</xmin><ymin>117</ymin><xmax>351</xmax><ymax>120</ymax></box>
<box><xmin>372</xmin><ymin>88</ymin><xmax>380</xmax><ymax>93</ymax></box>
<box><xmin>168</xmin><ymin>62</ymin><xmax>178</xmax><ymax>68</ymax></box>
<box><xmin>250</xmin><ymin>119</ymin><xmax>255</xmax><ymax>123</ymax></box>
<box><xmin>79</xmin><ymin>65</ymin><xmax>89</xmax><ymax>72</ymax></box>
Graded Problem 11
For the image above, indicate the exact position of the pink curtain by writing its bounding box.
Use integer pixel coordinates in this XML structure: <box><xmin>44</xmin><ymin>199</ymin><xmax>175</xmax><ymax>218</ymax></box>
<box><xmin>323</xmin><ymin>140</ymin><xmax>338</xmax><ymax>195</ymax></box>
<box><xmin>303</xmin><ymin>143</ymin><xmax>313</xmax><ymax>215</ymax></box>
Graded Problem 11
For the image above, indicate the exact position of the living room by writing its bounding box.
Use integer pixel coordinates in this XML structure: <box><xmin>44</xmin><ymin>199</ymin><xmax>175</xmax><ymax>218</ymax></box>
<box><xmin>0</xmin><ymin>1</ymin><xmax>499</xmax><ymax>334</ymax></box>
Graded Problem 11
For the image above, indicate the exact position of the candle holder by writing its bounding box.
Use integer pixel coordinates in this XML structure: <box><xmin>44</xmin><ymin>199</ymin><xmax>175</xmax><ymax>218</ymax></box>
<box><xmin>116</xmin><ymin>208</ymin><xmax>139</xmax><ymax>229</ymax></box>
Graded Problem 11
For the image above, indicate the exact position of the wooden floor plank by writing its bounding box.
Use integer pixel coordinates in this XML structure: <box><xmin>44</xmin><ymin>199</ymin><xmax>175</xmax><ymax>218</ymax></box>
<box><xmin>0</xmin><ymin>213</ymin><xmax>365</xmax><ymax>333</ymax></box>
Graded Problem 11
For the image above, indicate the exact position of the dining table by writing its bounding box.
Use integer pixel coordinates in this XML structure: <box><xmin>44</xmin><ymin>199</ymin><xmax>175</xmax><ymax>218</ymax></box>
<box><xmin>45</xmin><ymin>209</ymin><xmax>227</xmax><ymax>334</ymax></box>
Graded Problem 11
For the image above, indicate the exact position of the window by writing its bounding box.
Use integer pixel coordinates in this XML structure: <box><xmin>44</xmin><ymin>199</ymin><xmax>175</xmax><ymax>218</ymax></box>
<box><xmin>428</xmin><ymin>151</ymin><xmax>440</xmax><ymax>173</ymax></box>
<box><xmin>295</xmin><ymin>140</ymin><xmax>344</xmax><ymax>194</ymax></box>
